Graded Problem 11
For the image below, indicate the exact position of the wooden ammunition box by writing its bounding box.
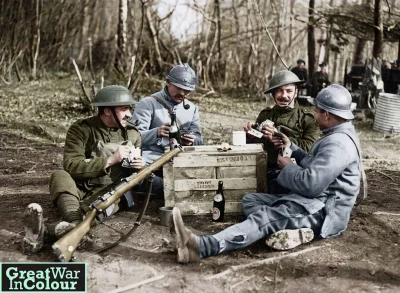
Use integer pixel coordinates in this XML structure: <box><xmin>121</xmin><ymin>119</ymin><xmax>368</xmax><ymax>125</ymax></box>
<box><xmin>163</xmin><ymin>144</ymin><xmax>267</xmax><ymax>215</ymax></box>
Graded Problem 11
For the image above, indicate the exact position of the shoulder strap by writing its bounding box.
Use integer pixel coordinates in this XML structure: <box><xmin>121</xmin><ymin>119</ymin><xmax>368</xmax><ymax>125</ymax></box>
<box><xmin>151</xmin><ymin>95</ymin><xmax>182</xmax><ymax>128</ymax></box>
<box><xmin>324</xmin><ymin>131</ymin><xmax>367</xmax><ymax>206</ymax></box>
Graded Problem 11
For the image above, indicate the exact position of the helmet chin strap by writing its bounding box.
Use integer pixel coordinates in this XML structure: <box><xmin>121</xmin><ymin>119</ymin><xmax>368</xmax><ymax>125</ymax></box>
<box><xmin>111</xmin><ymin>107</ymin><xmax>128</xmax><ymax>140</ymax></box>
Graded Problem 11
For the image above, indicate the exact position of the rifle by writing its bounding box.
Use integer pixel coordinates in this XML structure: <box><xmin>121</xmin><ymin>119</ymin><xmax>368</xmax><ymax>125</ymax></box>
<box><xmin>52</xmin><ymin>148</ymin><xmax>182</xmax><ymax>262</ymax></box>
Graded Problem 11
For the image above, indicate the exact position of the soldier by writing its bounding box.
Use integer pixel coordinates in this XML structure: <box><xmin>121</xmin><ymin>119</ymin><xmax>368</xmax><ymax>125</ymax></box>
<box><xmin>291</xmin><ymin>59</ymin><xmax>308</xmax><ymax>95</ymax></box>
<box><xmin>132</xmin><ymin>63</ymin><xmax>203</xmax><ymax>169</ymax></box>
<box><xmin>312</xmin><ymin>62</ymin><xmax>331</xmax><ymax>97</ymax></box>
<box><xmin>170</xmin><ymin>85</ymin><xmax>363</xmax><ymax>263</ymax></box>
<box><xmin>22</xmin><ymin>85</ymin><xmax>161</xmax><ymax>254</ymax></box>
<box><xmin>244</xmin><ymin>70</ymin><xmax>320</xmax><ymax>193</ymax></box>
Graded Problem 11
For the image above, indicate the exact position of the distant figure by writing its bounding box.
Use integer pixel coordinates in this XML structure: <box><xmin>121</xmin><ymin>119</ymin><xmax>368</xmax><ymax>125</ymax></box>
<box><xmin>312</xmin><ymin>62</ymin><xmax>331</xmax><ymax>97</ymax></box>
<box><xmin>291</xmin><ymin>59</ymin><xmax>308</xmax><ymax>95</ymax></box>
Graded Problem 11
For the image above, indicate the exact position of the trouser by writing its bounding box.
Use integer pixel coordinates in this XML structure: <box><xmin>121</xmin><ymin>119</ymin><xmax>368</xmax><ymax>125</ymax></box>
<box><xmin>267</xmin><ymin>168</ymin><xmax>290</xmax><ymax>194</ymax></box>
<box><xmin>197</xmin><ymin>192</ymin><xmax>325</xmax><ymax>258</ymax></box>
<box><xmin>49</xmin><ymin>170</ymin><xmax>164</xmax><ymax>224</ymax></box>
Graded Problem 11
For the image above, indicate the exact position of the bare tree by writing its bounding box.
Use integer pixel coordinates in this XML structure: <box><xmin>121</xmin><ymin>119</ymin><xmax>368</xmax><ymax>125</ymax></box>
<box><xmin>372</xmin><ymin>0</ymin><xmax>383</xmax><ymax>59</ymax></box>
<box><xmin>115</xmin><ymin>0</ymin><xmax>128</xmax><ymax>73</ymax></box>
<box><xmin>308</xmin><ymin>0</ymin><xmax>316</xmax><ymax>77</ymax></box>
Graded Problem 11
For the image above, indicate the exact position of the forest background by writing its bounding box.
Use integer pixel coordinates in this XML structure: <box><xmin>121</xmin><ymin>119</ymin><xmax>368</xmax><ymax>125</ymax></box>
<box><xmin>1</xmin><ymin>0</ymin><xmax>399</xmax><ymax>100</ymax></box>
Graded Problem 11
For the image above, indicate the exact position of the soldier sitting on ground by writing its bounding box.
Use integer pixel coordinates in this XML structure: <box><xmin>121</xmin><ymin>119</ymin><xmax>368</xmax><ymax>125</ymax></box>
<box><xmin>170</xmin><ymin>85</ymin><xmax>363</xmax><ymax>263</ymax></box>
<box><xmin>23</xmin><ymin>85</ymin><xmax>163</xmax><ymax>254</ymax></box>
<box><xmin>243</xmin><ymin>70</ymin><xmax>320</xmax><ymax>194</ymax></box>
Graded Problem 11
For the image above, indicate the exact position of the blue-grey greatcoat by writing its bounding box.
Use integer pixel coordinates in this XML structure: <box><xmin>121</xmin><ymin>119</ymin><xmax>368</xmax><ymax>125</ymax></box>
<box><xmin>132</xmin><ymin>88</ymin><xmax>203</xmax><ymax>165</ymax></box>
<box><xmin>198</xmin><ymin>122</ymin><xmax>362</xmax><ymax>256</ymax></box>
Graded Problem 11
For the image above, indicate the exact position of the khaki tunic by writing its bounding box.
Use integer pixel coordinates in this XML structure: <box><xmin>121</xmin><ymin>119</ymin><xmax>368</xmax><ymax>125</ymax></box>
<box><xmin>51</xmin><ymin>115</ymin><xmax>141</xmax><ymax>205</ymax></box>
<box><xmin>250</xmin><ymin>101</ymin><xmax>320</xmax><ymax>168</ymax></box>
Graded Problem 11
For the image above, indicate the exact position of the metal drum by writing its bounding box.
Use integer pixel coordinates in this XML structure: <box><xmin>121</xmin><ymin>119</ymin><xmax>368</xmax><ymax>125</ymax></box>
<box><xmin>373</xmin><ymin>93</ymin><xmax>400</xmax><ymax>133</ymax></box>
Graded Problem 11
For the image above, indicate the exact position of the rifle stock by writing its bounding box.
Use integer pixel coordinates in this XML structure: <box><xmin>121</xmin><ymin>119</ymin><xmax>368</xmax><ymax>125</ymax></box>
<box><xmin>52</xmin><ymin>148</ymin><xmax>182</xmax><ymax>262</ymax></box>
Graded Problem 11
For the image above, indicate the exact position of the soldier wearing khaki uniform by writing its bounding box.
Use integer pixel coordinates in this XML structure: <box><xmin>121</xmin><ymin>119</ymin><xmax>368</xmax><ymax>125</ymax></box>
<box><xmin>244</xmin><ymin>70</ymin><xmax>320</xmax><ymax>193</ymax></box>
<box><xmin>23</xmin><ymin>86</ymin><xmax>159</xmax><ymax>254</ymax></box>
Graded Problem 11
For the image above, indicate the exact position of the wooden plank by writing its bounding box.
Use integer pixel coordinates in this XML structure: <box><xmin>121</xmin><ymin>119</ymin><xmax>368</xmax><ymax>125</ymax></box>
<box><xmin>174</xmin><ymin>178</ymin><xmax>257</xmax><ymax>191</ymax></box>
<box><xmin>163</xmin><ymin>161</ymin><xmax>175</xmax><ymax>207</ymax></box>
<box><xmin>173</xmin><ymin>154</ymin><xmax>257</xmax><ymax>168</ymax></box>
<box><xmin>183</xmin><ymin>144</ymin><xmax>263</xmax><ymax>153</ymax></box>
<box><xmin>217</xmin><ymin>166</ymin><xmax>256</xmax><ymax>178</ymax></box>
<box><xmin>176</xmin><ymin>201</ymin><xmax>243</xmax><ymax>215</ymax></box>
<box><xmin>174</xmin><ymin>166</ymin><xmax>215</xmax><ymax>180</ymax></box>
<box><xmin>174</xmin><ymin>189</ymin><xmax>255</xmax><ymax>202</ymax></box>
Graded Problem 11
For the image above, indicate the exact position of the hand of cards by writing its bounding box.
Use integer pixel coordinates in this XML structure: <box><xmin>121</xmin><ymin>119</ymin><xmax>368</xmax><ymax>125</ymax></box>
<box><xmin>247</xmin><ymin>119</ymin><xmax>277</xmax><ymax>138</ymax></box>
<box><xmin>122</xmin><ymin>147</ymin><xmax>142</xmax><ymax>168</ymax></box>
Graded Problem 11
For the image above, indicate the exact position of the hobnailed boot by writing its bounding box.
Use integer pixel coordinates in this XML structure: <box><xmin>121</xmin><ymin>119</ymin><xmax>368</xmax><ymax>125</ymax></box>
<box><xmin>266</xmin><ymin>228</ymin><xmax>314</xmax><ymax>251</ymax></box>
<box><xmin>22</xmin><ymin>203</ymin><xmax>46</xmax><ymax>254</ymax></box>
<box><xmin>170</xmin><ymin>207</ymin><xmax>200</xmax><ymax>264</ymax></box>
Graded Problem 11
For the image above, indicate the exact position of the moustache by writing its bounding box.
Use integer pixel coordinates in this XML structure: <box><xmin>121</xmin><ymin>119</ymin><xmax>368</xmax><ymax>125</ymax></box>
<box><xmin>122</xmin><ymin>115</ymin><xmax>131</xmax><ymax>121</ymax></box>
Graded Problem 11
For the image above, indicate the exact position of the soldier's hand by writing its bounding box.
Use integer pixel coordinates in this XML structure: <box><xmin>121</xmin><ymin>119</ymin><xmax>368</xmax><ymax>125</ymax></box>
<box><xmin>243</xmin><ymin>122</ymin><xmax>256</xmax><ymax>133</ymax></box>
<box><xmin>181</xmin><ymin>134</ymin><xmax>195</xmax><ymax>146</ymax></box>
<box><xmin>261</xmin><ymin>125</ymin><xmax>275</xmax><ymax>142</ymax></box>
<box><xmin>130</xmin><ymin>157</ymin><xmax>146</xmax><ymax>170</ymax></box>
<box><xmin>106</xmin><ymin>145</ymin><xmax>131</xmax><ymax>168</ymax></box>
<box><xmin>277</xmin><ymin>155</ymin><xmax>294</xmax><ymax>169</ymax></box>
<box><xmin>158</xmin><ymin>123</ymin><xmax>171</xmax><ymax>138</ymax></box>
<box><xmin>271</xmin><ymin>132</ymin><xmax>291</xmax><ymax>150</ymax></box>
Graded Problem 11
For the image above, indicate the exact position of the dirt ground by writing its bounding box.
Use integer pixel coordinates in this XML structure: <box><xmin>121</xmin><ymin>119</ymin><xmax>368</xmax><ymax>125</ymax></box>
<box><xmin>0</xmin><ymin>78</ymin><xmax>400</xmax><ymax>292</ymax></box>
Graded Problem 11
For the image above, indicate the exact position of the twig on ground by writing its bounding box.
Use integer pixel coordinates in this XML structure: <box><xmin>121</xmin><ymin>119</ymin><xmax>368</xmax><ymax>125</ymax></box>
<box><xmin>374</xmin><ymin>170</ymin><xmax>395</xmax><ymax>182</ymax></box>
<box><xmin>230</xmin><ymin>275</ymin><xmax>255</xmax><ymax>290</ymax></box>
<box><xmin>274</xmin><ymin>262</ymin><xmax>279</xmax><ymax>293</ymax></box>
<box><xmin>374</xmin><ymin>211</ymin><xmax>400</xmax><ymax>216</ymax></box>
<box><xmin>109</xmin><ymin>274</ymin><xmax>165</xmax><ymax>293</ymax></box>
<box><xmin>204</xmin><ymin>245</ymin><xmax>325</xmax><ymax>280</ymax></box>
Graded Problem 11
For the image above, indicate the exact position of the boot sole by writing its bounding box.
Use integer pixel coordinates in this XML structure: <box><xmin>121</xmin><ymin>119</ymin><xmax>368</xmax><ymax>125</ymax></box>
<box><xmin>266</xmin><ymin>228</ymin><xmax>314</xmax><ymax>251</ymax></box>
<box><xmin>22</xmin><ymin>203</ymin><xmax>45</xmax><ymax>254</ymax></box>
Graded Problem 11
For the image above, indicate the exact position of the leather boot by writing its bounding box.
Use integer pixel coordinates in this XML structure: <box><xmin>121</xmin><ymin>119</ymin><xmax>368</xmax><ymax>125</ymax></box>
<box><xmin>170</xmin><ymin>207</ymin><xmax>200</xmax><ymax>263</ymax></box>
<box><xmin>22</xmin><ymin>203</ymin><xmax>46</xmax><ymax>254</ymax></box>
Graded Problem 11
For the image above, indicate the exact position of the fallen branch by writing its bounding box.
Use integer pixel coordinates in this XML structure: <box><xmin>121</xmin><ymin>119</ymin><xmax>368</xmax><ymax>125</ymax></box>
<box><xmin>127</xmin><ymin>55</ymin><xmax>136</xmax><ymax>89</ymax></box>
<box><xmin>230</xmin><ymin>274</ymin><xmax>255</xmax><ymax>290</ymax></box>
<box><xmin>110</xmin><ymin>274</ymin><xmax>165</xmax><ymax>293</ymax></box>
<box><xmin>71</xmin><ymin>58</ymin><xmax>92</xmax><ymax>111</ymax></box>
<box><xmin>374</xmin><ymin>170</ymin><xmax>395</xmax><ymax>182</ymax></box>
<box><xmin>373</xmin><ymin>211</ymin><xmax>400</xmax><ymax>216</ymax></box>
<box><xmin>204</xmin><ymin>245</ymin><xmax>325</xmax><ymax>280</ymax></box>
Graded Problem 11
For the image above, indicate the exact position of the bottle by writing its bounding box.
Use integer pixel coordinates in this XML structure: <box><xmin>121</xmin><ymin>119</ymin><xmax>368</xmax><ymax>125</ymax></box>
<box><xmin>169</xmin><ymin>111</ymin><xmax>180</xmax><ymax>147</ymax></box>
<box><xmin>212</xmin><ymin>181</ymin><xmax>225</xmax><ymax>222</ymax></box>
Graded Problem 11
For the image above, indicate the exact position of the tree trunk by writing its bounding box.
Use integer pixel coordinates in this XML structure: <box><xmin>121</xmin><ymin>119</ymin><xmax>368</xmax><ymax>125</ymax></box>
<box><xmin>214</xmin><ymin>0</ymin><xmax>221</xmax><ymax>63</ymax></box>
<box><xmin>115</xmin><ymin>0</ymin><xmax>128</xmax><ymax>72</ymax></box>
<box><xmin>31</xmin><ymin>0</ymin><xmax>42</xmax><ymax>80</ymax></box>
<box><xmin>145</xmin><ymin>4</ymin><xmax>163</xmax><ymax>70</ymax></box>
<box><xmin>372</xmin><ymin>0</ymin><xmax>383</xmax><ymax>59</ymax></box>
<box><xmin>307</xmin><ymin>0</ymin><xmax>316</xmax><ymax>77</ymax></box>
<box><xmin>78</xmin><ymin>0</ymin><xmax>90</xmax><ymax>62</ymax></box>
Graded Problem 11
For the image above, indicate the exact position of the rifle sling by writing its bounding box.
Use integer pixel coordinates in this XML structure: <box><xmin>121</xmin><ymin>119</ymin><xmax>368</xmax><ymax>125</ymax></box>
<box><xmin>91</xmin><ymin>174</ymin><xmax>155</xmax><ymax>255</ymax></box>
<box><xmin>151</xmin><ymin>95</ymin><xmax>182</xmax><ymax>128</ymax></box>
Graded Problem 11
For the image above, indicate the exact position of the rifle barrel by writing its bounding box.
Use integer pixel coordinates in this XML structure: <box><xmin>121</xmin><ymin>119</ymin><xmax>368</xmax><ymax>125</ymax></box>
<box><xmin>52</xmin><ymin>148</ymin><xmax>182</xmax><ymax>262</ymax></box>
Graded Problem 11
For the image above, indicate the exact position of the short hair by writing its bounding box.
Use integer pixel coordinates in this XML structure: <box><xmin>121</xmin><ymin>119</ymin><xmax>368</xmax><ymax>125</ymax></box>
<box><xmin>297</xmin><ymin>59</ymin><xmax>305</xmax><ymax>65</ymax></box>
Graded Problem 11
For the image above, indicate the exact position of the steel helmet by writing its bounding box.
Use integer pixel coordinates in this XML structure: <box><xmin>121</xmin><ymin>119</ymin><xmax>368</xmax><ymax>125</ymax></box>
<box><xmin>264</xmin><ymin>70</ymin><xmax>303</xmax><ymax>94</ymax></box>
<box><xmin>310</xmin><ymin>84</ymin><xmax>354</xmax><ymax>120</ymax></box>
<box><xmin>166</xmin><ymin>63</ymin><xmax>196</xmax><ymax>91</ymax></box>
<box><xmin>93</xmin><ymin>85</ymin><xmax>137</xmax><ymax>107</ymax></box>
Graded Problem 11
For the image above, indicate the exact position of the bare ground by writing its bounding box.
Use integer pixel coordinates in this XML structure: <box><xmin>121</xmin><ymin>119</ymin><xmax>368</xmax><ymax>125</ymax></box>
<box><xmin>0</xmin><ymin>78</ymin><xmax>400</xmax><ymax>292</ymax></box>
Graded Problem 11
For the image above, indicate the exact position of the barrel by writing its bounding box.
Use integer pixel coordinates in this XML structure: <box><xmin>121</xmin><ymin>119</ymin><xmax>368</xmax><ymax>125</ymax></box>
<box><xmin>373</xmin><ymin>93</ymin><xmax>400</xmax><ymax>133</ymax></box>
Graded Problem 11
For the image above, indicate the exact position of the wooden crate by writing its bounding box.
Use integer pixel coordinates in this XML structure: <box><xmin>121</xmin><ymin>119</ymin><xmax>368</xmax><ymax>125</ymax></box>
<box><xmin>163</xmin><ymin>144</ymin><xmax>267</xmax><ymax>215</ymax></box>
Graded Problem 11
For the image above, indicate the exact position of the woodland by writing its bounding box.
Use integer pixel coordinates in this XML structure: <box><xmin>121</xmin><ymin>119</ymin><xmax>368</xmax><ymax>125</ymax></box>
<box><xmin>0</xmin><ymin>0</ymin><xmax>399</xmax><ymax>100</ymax></box>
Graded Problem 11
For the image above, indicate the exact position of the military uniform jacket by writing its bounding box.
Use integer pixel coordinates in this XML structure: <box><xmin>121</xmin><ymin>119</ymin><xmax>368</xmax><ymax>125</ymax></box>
<box><xmin>252</xmin><ymin>101</ymin><xmax>320</xmax><ymax>167</ymax></box>
<box><xmin>276</xmin><ymin>122</ymin><xmax>362</xmax><ymax>238</ymax></box>
<box><xmin>132</xmin><ymin>87</ymin><xmax>203</xmax><ymax>164</ymax></box>
<box><xmin>63</xmin><ymin>115</ymin><xmax>141</xmax><ymax>189</ymax></box>
<box><xmin>291</xmin><ymin>67</ymin><xmax>308</xmax><ymax>83</ymax></box>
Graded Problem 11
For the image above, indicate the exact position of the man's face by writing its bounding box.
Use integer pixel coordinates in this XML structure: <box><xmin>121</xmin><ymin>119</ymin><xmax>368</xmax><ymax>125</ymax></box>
<box><xmin>107</xmin><ymin>105</ymin><xmax>133</xmax><ymax>127</ymax></box>
<box><xmin>167</xmin><ymin>83</ymin><xmax>192</xmax><ymax>104</ymax></box>
<box><xmin>273</xmin><ymin>84</ymin><xmax>297</xmax><ymax>108</ymax></box>
<box><xmin>320</xmin><ymin>66</ymin><xmax>326</xmax><ymax>73</ymax></box>
<box><xmin>314</xmin><ymin>107</ymin><xmax>328</xmax><ymax>130</ymax></box>
<box><xmin>298</xmin><ymin>62</ymin><xmax>305</xmax><ymax>69</ymax></box>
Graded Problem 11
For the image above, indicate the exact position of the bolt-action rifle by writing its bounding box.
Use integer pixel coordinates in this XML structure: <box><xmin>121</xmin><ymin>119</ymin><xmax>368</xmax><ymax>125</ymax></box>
<box><xmin>52</xmin><ymin>147</ymin><xmax>182</xmax><ymax>262</ymax></box>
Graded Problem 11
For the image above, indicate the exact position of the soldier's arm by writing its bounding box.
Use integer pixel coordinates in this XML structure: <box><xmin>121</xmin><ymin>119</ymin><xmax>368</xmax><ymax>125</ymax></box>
<box><xmin>188</xmin><ymin>105</ymin><xmax>203</xmax><ymax>146</ymax></box>
<box><xmin>132</xmin><ymin>98</ymin><xmax>160</xmax><ymax>148</ymax></box>
<box><xmin>63</xmin><ymin>123</ymin><xmax>109</xmax><ymax>181</ymax></box>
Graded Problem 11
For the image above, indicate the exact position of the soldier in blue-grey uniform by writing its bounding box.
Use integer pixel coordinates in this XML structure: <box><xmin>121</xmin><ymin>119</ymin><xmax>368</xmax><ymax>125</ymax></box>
<box><xmin>169</xmin><ymin>84</ymin><xmax>364</xmax><ymax>263</ymax></box>
<box><xmin>132</xmin><ymin>63</ymin><xmax>203</xmax><ymax>167</ymax></box>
